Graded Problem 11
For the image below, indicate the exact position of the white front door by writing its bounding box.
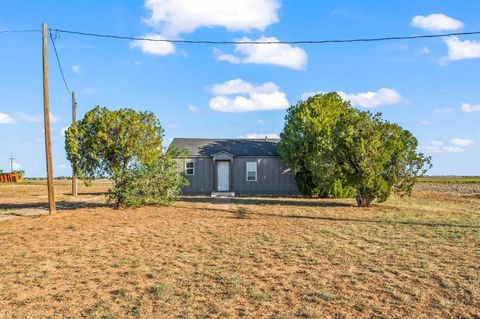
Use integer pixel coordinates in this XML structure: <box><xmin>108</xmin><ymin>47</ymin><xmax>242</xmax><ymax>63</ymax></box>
<box><xmin>217</xmin><ymin>161</ymin><xmax>230</xmax><ymax>191</ymax></box>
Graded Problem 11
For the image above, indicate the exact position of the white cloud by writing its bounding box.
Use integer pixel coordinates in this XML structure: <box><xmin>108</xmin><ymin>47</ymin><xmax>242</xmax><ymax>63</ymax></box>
<box><xmin>242</xmin><ymin>133</ymin><xmax>279</xmax><ymax>139</ymax></box>
<box><xmin>134</xmin><ymin>0</ymin><xmax>280</xmax><ymax>56</ymax></box>
<box><xmin>16</xmin><ymin>112</ymin><xmax>59</xmax><ymax>123</ymax></box>
<box><xmin>0</xmin><ymin>113</ymin><xmax>15</xmax><ymax>124</ymax></box>
<box><xmin>211</xmin><ymin>79</ymin><xmax>256</xmax><ymax>95</ymax></box>
<box><xmin>216</xmin><ymin>53</ymin><xmax>239</xmax><ymax>64</ymax></box>
<box><xmin>17</xmin><ymin>112</ymin><xmax>41</xmax><ymax>122</ymax></box>
<box><xmin>61</xmin><ymin>126</ymin><xmax>69</xmax><ymax>137</ymax></box>
<box><xmin>209</xmin><ymin>79</ymin><xmax>289</xmax><ymax>112</ymax></box>
<box><xmin>461</xmin><ymin>103</ymin><xmax>480</xmax><ymax>112</ymax></box>
<box><xmin>411</xmin><ymin>14</ymin><xmax>464</xmax><ymax>31</ymax></box>
<box><xmin>130</xmin><ymin>33</ymin><xmax>176</xmax><ymax>56</ymax></box>
<box><xmin>451</xmin><ymin>138</ymin><xmax>475</xmax><ymax>147</ymax></box>
<box><xmin>216</xmin><ymin>36</ymin><xmax>308</xmax><ymax>70</ymax></box>
<box><xmin>444</xmin><ymin>36</ymin><xmax>480</xmax><ymax>61</ymax></box>
<box><xmin>422</xmin><ymin>138</ymin><xmax>475</xmax><ymax>153</ymax></box>
<box><xmin>57</xmin><ymin>163</ymin><xmax>68</xmax><ymax>170</ymax></box>
<box><xmin>302</xmin><ymin>89</ymin><xmax>402</xmax><ymax>108</ymax></box>
<box><xmin>419</xmin><ymin>120</ymin><xmax>431</xmax><ymax>125</ymax></box>
<box><xmin>72</xmin><ymin>65</ymin><xmax>80</xmax><ymax>73</ymax></box>
<box><xmin>210</xmin><ymin>94</ymin><xmax>288</xmax><ymax>113</ymax></box>
<box><xmin>422</xmin><ymin>140</ymin><xmax>464</xmax><ymax>153</ymax></box>
<box><xmin>143</xmin><ymin>0</ymin><xmax>280</xmax><ymax>36</ymax></box>
<box><xmin>188</xmin><ymin>104</ymin><xmax>198</xmax><ymax>112</ymax></box>
<box><xmin>256</xmin><ymin>119</ymin><xmax>265</xmax><ymax>125</ymax></box>
<box><xmin>12</xmin><ymin>162</ymin><xmax>22</xmax><ymax>170</ymax></box>
<box><xmin>339</xmin><ymin>89</ymin><xmax>402</xmax><ymax>108</ymax></box>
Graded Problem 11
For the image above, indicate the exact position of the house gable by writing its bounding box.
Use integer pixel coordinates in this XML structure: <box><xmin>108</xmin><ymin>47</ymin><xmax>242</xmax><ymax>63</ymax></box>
<box><xmin>211</xmin><ymin>151</ymin><xmax>234</xmax><ymax>161</ymax></box>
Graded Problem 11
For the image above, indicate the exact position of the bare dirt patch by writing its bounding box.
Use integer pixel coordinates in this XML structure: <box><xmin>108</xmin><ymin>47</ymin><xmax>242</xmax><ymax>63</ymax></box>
<box><xmin>0</xmin><ymin>181</ymin><xmax>479</xmax><ymax>318</ymax></box>
<box><xmin>0</xmin><ymin>180</ymin><xmax>108</xmax><ymax>221</ymax></box>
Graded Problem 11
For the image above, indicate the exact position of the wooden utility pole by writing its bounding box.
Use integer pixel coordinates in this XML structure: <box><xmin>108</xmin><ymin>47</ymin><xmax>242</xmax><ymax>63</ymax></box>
<box><xmin>71</xmin><ymin>91</ymin><xmax>78</xmax><ymax>196</ymax></box>
<box><xmin>42</xmin><ymin>23</ymin><xmax>56</xmax><ymax>214</ymax></box>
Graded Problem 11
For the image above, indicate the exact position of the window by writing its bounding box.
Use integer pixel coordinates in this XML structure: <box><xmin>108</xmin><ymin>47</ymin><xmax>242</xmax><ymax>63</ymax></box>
<box><xmin>185</xmin><ymin>161</ymin><xmax>195</xmax><ymax>175</ymax></box>
<box><xmin>246</xmin><ymin>161</ymin><xmax>257</xmax><ymax>181</ymax></box>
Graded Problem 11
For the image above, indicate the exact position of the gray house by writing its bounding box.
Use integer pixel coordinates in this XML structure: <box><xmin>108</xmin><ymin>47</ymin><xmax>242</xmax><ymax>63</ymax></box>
<box><xmin>170</xmin><ymin>138</ymin><xmax>299</xmax><ymax>196</ymax></box>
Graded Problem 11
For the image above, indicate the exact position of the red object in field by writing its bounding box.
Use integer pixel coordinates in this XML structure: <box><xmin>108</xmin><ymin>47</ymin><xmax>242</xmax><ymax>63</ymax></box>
<box><xmin>0</xmin><ymin>173</ymin><xmax>19</xmax><ymax>183</ymax></box>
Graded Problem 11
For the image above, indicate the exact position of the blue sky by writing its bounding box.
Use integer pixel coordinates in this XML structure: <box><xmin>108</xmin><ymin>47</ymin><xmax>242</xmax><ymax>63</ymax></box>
<box><xmin>0</xmin><ymin>0</ymin><xmax>479</xmax><ymax>176</ymax></box>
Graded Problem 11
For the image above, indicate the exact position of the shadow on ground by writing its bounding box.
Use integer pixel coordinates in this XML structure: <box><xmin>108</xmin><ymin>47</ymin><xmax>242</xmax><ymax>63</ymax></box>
<box><xmin>238</xmin><ymin>210</ymin><xmax>480</xmax><ymax>228</ymax></box>
<box><xmin>181</xmin><ymin>196</ymin><xmax>353</xmax><ymax>208</ymax></box>
<box><xmin>2</xmin><ymin>196</ymin><xmax>477</xmax><ymax>229</ymax></box>
<box><xmin>179</xmin><ymin>198</ymin><xmax>479</xmax><ymax>228</ymax></box>
<box><xmin>0</xmin><ymin>201</ymin><xmax>109</xmax><ymax>211</ymax></box>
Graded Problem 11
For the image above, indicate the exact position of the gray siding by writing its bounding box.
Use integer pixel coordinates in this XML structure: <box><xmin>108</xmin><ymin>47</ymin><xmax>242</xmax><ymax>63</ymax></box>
<box><xmin>232</xmin><ymin>157</ymin><xmax>299</xmax><ymax>196</ymax></box>
<box><xmin>178</xmin><ymin>156</ymin><xmax>299</xmax><ymax>196</ymax></box>
<box><xmin>179</xmin><ymin>157</ymin><xmax>213</xmax><ymax>195</ymax></box>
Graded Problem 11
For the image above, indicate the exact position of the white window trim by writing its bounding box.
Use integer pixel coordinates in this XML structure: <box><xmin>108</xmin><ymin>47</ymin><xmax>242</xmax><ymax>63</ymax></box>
<box><xmin>246</xmin><ymin>161</ymin><xmax>257</xmax><ymax>182</ymax></box>
<box><xmin>185</xmin><ymin>161</ymin><xmax>195</xmax><ymax>176</ymax></box>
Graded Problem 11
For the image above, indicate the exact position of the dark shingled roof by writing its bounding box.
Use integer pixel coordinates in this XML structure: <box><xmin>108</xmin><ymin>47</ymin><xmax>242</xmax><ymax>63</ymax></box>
<box><xmin>170</xmin><ymin>138</ymin><xmax>280</xmax><ymax>157</ymax></box>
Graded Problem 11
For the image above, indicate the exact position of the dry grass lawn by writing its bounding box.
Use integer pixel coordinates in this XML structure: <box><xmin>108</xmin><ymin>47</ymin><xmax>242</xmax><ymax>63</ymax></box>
<box><xmin>0</xmin><ymin>181</ymin><xmax>479</xmax><ymax>318</ymax></box>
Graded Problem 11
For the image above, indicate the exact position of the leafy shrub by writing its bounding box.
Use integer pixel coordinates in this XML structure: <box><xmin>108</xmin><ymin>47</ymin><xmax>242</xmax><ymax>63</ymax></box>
<box><xmin>108</xmin><ymin>149</ymin><xmax>188</xmax><ymax>208</ymax></box>
<box><xmin>332</xmin><ymin>178</ymin><xmax>355</xmax><ymax>198</ymax></box>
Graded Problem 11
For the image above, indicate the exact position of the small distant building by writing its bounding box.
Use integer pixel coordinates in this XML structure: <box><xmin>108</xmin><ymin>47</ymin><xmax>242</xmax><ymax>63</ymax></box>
<box><xmin>170</xmin><ymin>138</ymin><xmax>299</xmax><ymax>196</ymax></box>
<box><xmin>0</xmin><ymin>173</ymin><xmax>20</xmax><ymax>183</ymax></box>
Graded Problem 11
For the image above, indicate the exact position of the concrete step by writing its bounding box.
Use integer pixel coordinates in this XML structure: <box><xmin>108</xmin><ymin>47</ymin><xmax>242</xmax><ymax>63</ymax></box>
<box><xmin>211</xmin><ymin>191</ymin><xmax>236</xmax><ymax>198</ymax></box>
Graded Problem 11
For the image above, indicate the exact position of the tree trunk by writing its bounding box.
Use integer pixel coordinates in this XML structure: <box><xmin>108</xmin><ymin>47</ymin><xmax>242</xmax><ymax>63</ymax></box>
<box><xmin>356</xmin><ymin>192</ymin><xmax>375</xmax><ymax>207</ymax></box>
<box><xmin>112</xmin><ymin>175</ymin><xmax>123</xmax><ymax>209</ymax></box>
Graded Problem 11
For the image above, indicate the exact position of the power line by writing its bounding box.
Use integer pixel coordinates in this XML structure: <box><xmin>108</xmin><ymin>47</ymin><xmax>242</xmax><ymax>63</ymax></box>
<box><xmin>3</xmin><ymin>27</ymin><xmax>480</xmax><ymax>45</ymax></box>
<box><xmin>0</xmin><ymin>29</ymin><xmax>40</xmax><ymax>34</ymax></box>
<box><xmin>50</xmin><ymin>28</ymin><xmax>480</xmax><ymax>45</ymax></box>
<box><xmin>49</xmin><ymin>30</ymin><xmax>71</xmax><ymax>95</ymax></box>
<box><xmin>4</xmin><ymin>26</ymin><xmax>477</xmax><ymax>98</ymax></box>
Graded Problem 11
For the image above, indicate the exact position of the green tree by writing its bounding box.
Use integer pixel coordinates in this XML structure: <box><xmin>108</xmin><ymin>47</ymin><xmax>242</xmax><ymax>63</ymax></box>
<box><xmin>278</xmin><ymin>93</ymin><xmax>354</xmax><ymax>197</ymax></box>
<box><xmin>109</xmin><ymin>147</ymin><xmax>189</xmax><ymax>207</ymax></box>
<box><xmin>278</xmin><ymin>93</ymin><xmax>431</xmax><ymax>206</ymax></box>
<box><xmin>65</xmin><ymin>106</ymin><xmax>185</xmax><ymax>208</ymax></box>
<box><xmin>333</xmin><ymin>111</ymin><xmax>431</xmax><ymax>206</ymax></box>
